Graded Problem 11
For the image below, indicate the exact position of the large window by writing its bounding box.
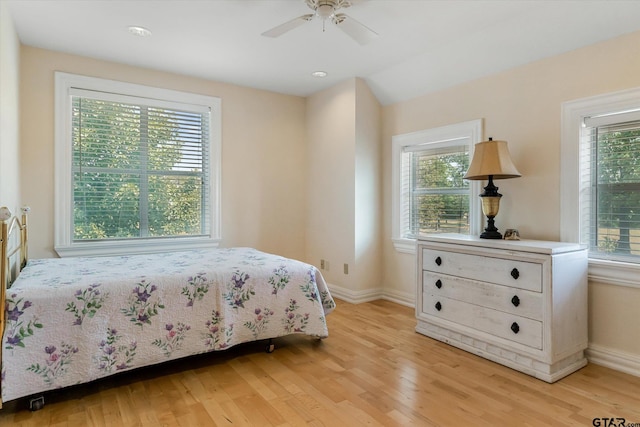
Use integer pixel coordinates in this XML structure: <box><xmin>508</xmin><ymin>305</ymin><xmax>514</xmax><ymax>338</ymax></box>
<box><xmin>392</xmin><ymin>120</ymin><xmax>482</xmax><ymax>253</ymax></box>
<box><xmin>582</xmin><ymin>115</ymin><xmax>640</xmax><ymax>262</ymax></box>
<box><xmin>562</xmin><ymin>88</ymin><xmax>640</xmax><ymax>287</ymax></box>
<box><xmin>402</xmin><ymin>144</ymin><xmax>470</xmax><ymax>235</ymax></box>
<box><xmin>55</xmin><ymin>73</ymin><xmax>221</xmax><ymax>257</ymax></box>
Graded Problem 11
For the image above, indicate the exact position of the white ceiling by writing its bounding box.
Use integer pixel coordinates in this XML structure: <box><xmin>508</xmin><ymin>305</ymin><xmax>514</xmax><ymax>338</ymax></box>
<box><xmin>8</xmin><ymin>0</ymin><xmax>640</xmax><ymax>106</ymax></box>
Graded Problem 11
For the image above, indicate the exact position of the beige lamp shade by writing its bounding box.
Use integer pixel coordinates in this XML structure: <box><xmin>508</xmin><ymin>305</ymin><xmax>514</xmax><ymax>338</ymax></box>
<box><xmin>464</xmin><ymin>138</ymin><xmax>521</xmax><ymax>180</ymax></box>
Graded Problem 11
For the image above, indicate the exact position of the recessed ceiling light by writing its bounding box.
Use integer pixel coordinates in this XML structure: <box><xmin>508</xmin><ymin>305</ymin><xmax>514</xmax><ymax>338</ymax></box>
<box><xmin>311</xmin><ymin>71</ymin><xmax>328</xmax><ymax>78</ymax></box>
<box><xmin>128</xmin><ymin>26</ymin><xmax>152</xmax><ymax>37</ymax></box>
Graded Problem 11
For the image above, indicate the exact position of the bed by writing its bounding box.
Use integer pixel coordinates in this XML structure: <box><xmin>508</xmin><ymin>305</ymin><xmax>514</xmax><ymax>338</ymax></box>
<box><xmin>0</xmin><ymin>207</ymin><xmax>335</xmax><ymax>409</ymax></box>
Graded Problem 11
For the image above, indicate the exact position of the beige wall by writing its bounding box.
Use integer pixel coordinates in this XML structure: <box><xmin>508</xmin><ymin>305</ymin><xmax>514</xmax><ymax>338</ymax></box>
<box><xmin>354</xmin><ymin>79</ymin><xmax>382</xmax><ymax>293</ymax></box>
<box><xmin>19</xmin><ymin>46</ymin><xmax>308</xmax><ymax>261</ymax></box>
<box><xmin>306</xmin><ymin>79</ymin><xmax>357</xmax><ymax>286</ymax></box>
<box><xmin>306</xmin><ymin>78</ymin><xmax>382</xmax><ymax>295</ymax></box>
<box><xmin>382</xmin><ymin>30</ymin><xmax>640</xmax><ymax>358</ymax></box>
<box><xmin>0</xmin><ymin>1</ymin><xmax>20</xmax><ymax>212</ymax></box>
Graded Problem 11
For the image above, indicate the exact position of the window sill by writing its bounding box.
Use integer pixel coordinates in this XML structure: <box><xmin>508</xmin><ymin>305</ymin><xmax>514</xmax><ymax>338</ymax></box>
<box><xmin>392</xmin><ymin>238</ymin><xmax>416</xmax><ymax>255</ymax></box>
<box><xmin>55</xmin><ymin>237</ymin><xmax>221</xmax><ymax>258</ymax></box>
<box><xmin>588</xmin><ymin>258</ymin><xmax>640</xmax><ymax>289</ymax></box>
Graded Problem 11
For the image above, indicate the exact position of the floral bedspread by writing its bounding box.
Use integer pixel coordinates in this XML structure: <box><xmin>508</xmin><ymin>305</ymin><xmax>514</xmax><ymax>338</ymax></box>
<box><xmin>1</xmin><ymin>247</ymin><xmax>335</xmax><ymax>403</ymax></box>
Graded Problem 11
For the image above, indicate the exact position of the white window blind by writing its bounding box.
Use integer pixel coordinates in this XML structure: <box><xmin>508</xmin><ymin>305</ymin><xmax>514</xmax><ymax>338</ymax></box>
<box><xmin>71</xmin><ymin>90</ymin><xmax>211</xmax><ymax>241</ymax></box>
<box><xmin>392</xmin><ymin>119</ymin><xmax>482</xmax><ymax>253</ymax></box>
<box><xmin>581</xmin><ymin>111</ymin><xmax>640</xmax><ymax>262</ymax></box>
<box><xmin>400</xmin><ymin>141</ymin><xmax>470</xmax><ymax>238</ymax></box>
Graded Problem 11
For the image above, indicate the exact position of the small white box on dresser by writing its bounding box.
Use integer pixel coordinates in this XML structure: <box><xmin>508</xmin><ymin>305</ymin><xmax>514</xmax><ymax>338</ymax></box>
<box><xmin>416</xmin><ymin>233</ymin><xmax>588</xmax><ymax>382</ymax></box>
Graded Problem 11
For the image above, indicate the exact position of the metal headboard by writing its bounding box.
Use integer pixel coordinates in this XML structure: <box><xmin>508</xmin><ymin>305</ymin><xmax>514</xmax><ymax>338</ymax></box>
<box><xmin>0</xmin><ymin>206</ymin><xmax>29</xmax><ymax>409</ymax></box>
<box><xmin>0</xmin><ymin>206</ymin><xmax>29</xmax><ymax>287</ymax></box>
<box><xmin>0</xmin><ymin>206</ymin><xmax>30</xmax><ymax>356</ymax></box>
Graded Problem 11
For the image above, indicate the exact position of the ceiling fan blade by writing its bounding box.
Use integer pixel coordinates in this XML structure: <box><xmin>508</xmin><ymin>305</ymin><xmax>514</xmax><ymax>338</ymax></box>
<box><xmin>334</xmin><ymin>13</ymin><xmax>378</xmax><ymax>45</ymax></box>
<box><xmin>262</xmin><ymin>14</ymin><xmax>314</xmax><ymax>38</ymax></box>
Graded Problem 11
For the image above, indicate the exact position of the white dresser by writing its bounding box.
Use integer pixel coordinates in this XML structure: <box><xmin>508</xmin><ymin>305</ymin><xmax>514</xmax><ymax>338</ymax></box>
<box><xmin>416</xmin><ymin>234</ymin><xmax>588</xmax><ymax>382</ymax></box>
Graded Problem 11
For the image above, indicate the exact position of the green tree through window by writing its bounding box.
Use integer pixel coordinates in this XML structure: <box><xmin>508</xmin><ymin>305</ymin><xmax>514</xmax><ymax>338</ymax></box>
<box><xmin>405</xmin><ymin>148</ymin><xmax>470</xmax><ymax>236</ymax></box>
<box><xmin>591</xmin><ymin>121</ymin><xmax>640</xmax><ymax>259</ymax></box>
<box><xmin>72</xmin><ymin>97</ymin><xmax>209</xmax><ymax>241</ymax></box>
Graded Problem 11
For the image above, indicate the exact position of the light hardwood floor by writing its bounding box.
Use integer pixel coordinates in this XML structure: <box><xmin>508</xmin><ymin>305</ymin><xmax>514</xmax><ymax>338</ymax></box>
<box><xmin>1</xmin><ymin>299</ymin><xmax>639</xmax><ymax>426</ymax></box>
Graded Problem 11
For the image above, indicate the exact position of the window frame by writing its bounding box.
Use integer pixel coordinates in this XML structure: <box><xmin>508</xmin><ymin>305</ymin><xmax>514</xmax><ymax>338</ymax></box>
<box><xmin>391</xmin><ymin>119</ymin><xmax>483</xmax><ymax>254</ymax></box>
<box><xmin>54</xmin><ymin>72</ymin><xmax>221</xmax><ymax>257</ymax></box>
<box><xmin>561</xmin><ymin>87</ymin><xmax>640</xmax><ymax>288</ymax></box>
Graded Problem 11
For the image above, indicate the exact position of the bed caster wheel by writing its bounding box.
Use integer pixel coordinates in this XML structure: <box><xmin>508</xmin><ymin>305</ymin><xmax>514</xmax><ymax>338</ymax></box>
<box><xmin>265</xmin><ymin>339</ymin><xmax>275</xmax><ymax>353</ymax></box>
<box><xmin>29</xmin><ymin>396</ymin><xmax>45</xmax><ymax>411</ymax></box>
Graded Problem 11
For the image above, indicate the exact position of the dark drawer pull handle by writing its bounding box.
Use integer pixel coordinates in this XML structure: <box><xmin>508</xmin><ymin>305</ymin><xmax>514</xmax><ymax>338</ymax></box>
<box><xmin>511</xmin><ymin>295</ymin><xmax>520</xmax><ymax>307</ymax></box>
<box><xmin>435</xmin><ymin>256</ymin><xmax>442</xmax><ymax>266</ymax></box>
<box><xmin>511</xmin><ymin>268</ymin><xmax>520</xmax><ymax>280</ymax></box>
<box><xmin>435</xmin><ymin>301</ymin><xmax>442</xmax><ymax>311</ymax></box>
<box><xmin>511</xmin><ymin>322</ymin><xmax>520</xmax><ymax>334</ymax></box>
<box><xmin>435</xmin><ymin>279</ymin><xmax>442</xmax><ymax>289</ymax></box>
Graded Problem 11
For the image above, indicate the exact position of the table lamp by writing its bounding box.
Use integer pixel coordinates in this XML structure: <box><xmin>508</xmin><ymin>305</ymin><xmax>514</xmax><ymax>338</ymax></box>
<box><xmin>464</xmin><ymin>138</ymin><xmax>521</xmax><ymax>239</ymax></box>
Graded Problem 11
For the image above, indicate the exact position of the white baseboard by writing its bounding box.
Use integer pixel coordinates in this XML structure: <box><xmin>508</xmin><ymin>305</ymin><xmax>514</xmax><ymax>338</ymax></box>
<box><xmin>586</xmin><ymin>344</ymin><xmax>640</xmax><ymax>378</ymax></box>
<box><xmin>380</xmin><ymin>288</ymin><xmax>414</xmax><ymax>308</ymax></box>
<box><xmin>328</xmin><ymin>284</ymin><xmax>414</xmax><ymax>307</ymax></box>
<box><xmin>327</xmin><ymin>283</ymin><xmax>384</xmax><ymax>304</ymax></box>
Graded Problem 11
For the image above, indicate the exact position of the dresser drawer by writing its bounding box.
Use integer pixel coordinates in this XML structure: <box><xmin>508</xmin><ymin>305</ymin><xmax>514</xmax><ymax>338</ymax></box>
<box><xmin>422</xmin><ymin>294</ymin><xmax>543</xmax><ymax>349</ymax></box>
<box><xmin>423</xmin><ymin>272</ymin><xmax>543</xmax><ymax>321</ymax></box>
<box><xmin>422</xmin><ymin>248</ymin><xmax>542</xmax><ymax>292</ymax></box>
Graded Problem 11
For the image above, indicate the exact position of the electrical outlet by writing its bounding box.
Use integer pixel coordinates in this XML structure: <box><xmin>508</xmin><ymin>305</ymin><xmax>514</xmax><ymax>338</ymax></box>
<box><xmin>320</xmin><ymin>259</ymin><xmax>325</xmax><ymax>269</ymax></box>
<box><xmin>344</xmin><ymin>263</ymin><xmax>349</xmax><ymax>274</ymax></box>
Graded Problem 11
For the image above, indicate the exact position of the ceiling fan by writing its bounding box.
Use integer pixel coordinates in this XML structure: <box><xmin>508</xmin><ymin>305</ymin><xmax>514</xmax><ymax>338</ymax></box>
<box><xmin>262</xmin><ymin>0</ymin><xmax>378</xmax><ymax>45</ymax></box>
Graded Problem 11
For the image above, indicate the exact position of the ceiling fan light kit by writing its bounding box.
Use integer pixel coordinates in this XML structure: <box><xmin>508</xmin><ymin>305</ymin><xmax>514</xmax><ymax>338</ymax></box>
<box><xmin>262</xmin><ymin>0</ymin><xmax>378</xmax><ymax>45</ymax></box>
<box><xmin>128</xmin><ymin>26</ymin><xmax>152</xmax><ymax>37</ymax></box>
<box><xmin>316</xmin><ymin>3</ymin><xmax>336</xmax><ymax>19</ymax></box>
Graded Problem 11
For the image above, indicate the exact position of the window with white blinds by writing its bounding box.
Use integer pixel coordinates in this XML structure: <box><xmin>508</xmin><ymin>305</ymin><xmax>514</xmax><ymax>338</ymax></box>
<box><xmin>580</xmin><ymin>112</ymin><xmax>640</xmax><ymax>262</ymax></box>
<box><xmin>391</xmin><ymin>120</ymin><xmax>482</xmax><ymax>252</ymax></box>
<box><xmin>401</xmin><ymin>144</ymin><xmax>470</xmax><ymax>237</ymax></box>
<box><xmin>55</xmin><ymin>73</ymin><xmax>221</xmax><ymax>257</ymax></box>
<box><xmin>72</xmin><ymin>92</ymin><xmax>210</xmax><ymax>240</ymax></box>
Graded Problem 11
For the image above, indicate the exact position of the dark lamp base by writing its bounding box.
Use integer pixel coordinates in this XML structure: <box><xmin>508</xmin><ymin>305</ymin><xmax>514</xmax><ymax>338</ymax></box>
<box><xmin>480</xmin><ymin>216</ymin><xmax>502</xmax><ymax>239</ymax></box>
<box><xmin>480</xmin><ymin>230</ymin><xmax>503</xmax><ymax>239</ymax></box>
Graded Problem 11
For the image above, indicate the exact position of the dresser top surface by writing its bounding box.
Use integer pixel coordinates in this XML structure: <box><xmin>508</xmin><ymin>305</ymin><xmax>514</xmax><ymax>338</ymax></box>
<box><xmin>417</xmin><ymin>233</ymin><xmax>587</xmax><ymax>255</ymax></box>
